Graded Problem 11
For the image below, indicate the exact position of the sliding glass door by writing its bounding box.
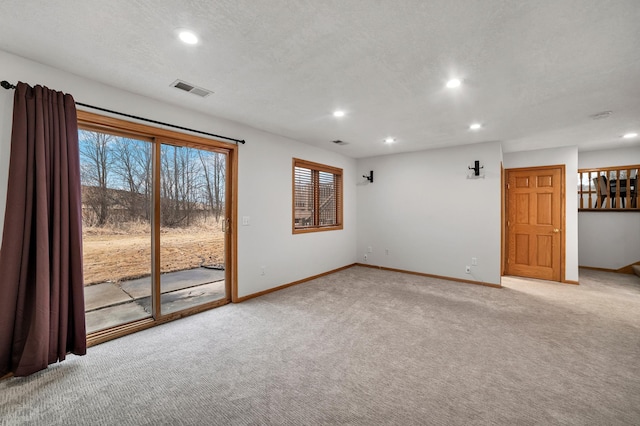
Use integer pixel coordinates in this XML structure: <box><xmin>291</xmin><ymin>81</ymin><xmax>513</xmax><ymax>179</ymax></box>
<box><xmin>78</xmin><ymin>111</ymin><xmax>235</xmax><ymax>342</ymax></box>
<box><xmin>159</xmin><ymin>144</ymin><xmax>228</xmax><ymax>315</ymax></box>
<box><xmin>80</xmin><ymin>130</ymin><xmax>154</xmax><ymax>334</ymax></box>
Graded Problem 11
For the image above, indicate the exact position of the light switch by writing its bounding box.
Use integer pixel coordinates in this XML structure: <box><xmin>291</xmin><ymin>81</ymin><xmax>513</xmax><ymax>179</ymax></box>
<box><xmin>242</xmin><ymin>216</ymin><xmax>250</xmax><ymax>226</ymax></box>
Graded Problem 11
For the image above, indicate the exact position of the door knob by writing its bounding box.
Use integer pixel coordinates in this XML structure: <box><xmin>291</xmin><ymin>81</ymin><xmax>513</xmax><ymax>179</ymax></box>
<box><xmin>553</xmin><ymin>228</ymin><xmax>560</xmax><ymax>233</ymax></box>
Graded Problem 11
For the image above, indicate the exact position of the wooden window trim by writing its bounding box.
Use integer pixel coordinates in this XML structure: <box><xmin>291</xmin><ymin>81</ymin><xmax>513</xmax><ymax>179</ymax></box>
<box><xmin>77</xmin><ymin>110</ymin><xmax>237</xmax><ymax>152</ymax></box>
<box><xmin>578</xmin><ymin>165</ymin><xmax>639</xmax><ymax>212</ymax></box>
<box><xmin>292</xmin><ymin>158</ymin><xmax>343</xmax><ymax>234</ymax></box>
<box><xmin>77</xmin><ymin>109</ymin><xmax>239</xmax><ymax>344</ymax></box>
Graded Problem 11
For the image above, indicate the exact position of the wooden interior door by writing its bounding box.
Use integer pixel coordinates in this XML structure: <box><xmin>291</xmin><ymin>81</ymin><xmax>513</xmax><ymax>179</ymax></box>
<box><xmin>505</xmin><ymin>166</ymin><xmax>564</xmax><ymax>281</ymax></box>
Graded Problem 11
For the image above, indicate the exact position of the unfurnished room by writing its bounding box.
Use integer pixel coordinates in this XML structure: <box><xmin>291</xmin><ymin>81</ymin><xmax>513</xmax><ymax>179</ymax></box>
<box><xmin>1</xmin><ymin>1</ymin><xmax>639</xmax><ymax>425</ymax></box>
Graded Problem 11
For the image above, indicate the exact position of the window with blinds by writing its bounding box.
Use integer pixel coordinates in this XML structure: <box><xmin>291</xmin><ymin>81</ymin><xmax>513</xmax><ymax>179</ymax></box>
<box><xmin>293</xmin><ymin>158</ymin><xmax>343</xmax><ymax>233</ymax></box>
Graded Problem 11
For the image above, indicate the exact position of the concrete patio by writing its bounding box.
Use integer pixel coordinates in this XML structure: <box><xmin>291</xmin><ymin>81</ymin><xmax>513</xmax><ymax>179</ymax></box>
<box><xmin>84</xmin><ymin>268</ymin><xmax>225</xmax><ymax>334</ymax></box>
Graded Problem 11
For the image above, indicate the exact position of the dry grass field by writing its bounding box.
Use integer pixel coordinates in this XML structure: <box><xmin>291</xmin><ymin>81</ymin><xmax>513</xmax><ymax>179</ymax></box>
<box><xmin>82</xmin><ymin>222</ymin><xmax>225</xmax><ymax>285</ymax></box>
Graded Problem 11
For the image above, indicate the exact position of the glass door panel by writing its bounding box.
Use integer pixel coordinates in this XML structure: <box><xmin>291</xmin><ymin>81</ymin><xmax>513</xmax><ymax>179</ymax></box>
<box><xmin>159</xmin><ymin>144</ymin><xmax>227</xmax><ymax>315</ymax></box>
<box><xmin>79</xmin><ymin>130</ymin><xmax>153</xmax><ymax>333</ymax></box>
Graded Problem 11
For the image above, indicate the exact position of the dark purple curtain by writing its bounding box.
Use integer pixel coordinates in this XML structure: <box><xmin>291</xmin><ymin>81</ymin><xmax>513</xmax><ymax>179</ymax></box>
<box><xmin>0</xmin><ymin>82</ymin><xmax>86</xmax><ymax>377</ymax></box>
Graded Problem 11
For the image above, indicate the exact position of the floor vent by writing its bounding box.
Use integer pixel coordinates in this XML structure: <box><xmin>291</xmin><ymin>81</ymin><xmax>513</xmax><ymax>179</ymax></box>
<box><xmin>170</xmin><ymin>79</ymin><xmax>213</xmax><ymax>97</ymax></box>
<box><xmin>332</xmin><ymin>140</ymin><xmax>348</xmax><ymax>146</ymax></box>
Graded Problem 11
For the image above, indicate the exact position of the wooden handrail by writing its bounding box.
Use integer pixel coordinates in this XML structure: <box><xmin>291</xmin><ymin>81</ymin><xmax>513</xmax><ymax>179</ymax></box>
<box><xmin>578</xmin><ymin>165</ymin><xmax>639</xmax><ymax>211</ymax></box>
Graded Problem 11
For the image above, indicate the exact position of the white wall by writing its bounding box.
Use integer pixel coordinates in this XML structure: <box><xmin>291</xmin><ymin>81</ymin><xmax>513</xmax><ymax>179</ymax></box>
<box><xmin>0</xmin><ymin>78</ymin><xmax>11</xmax><ymax>244</ymax></box>
<box><xmin>237</xmin><ymin>135</ymin><xmax>357</xmax><ymax>297</ymax></box>
<box><xmin>356</xmin><ymin>141</ymin><xmax>503</xmax><ymax>285</ymax></box>
<box><xmin>578</xmin><ymin>147</ymin><xmax>640</xmax><ymax>269</ymax></box>
<box><xmin>503</xmin><ymin>146</ymin><xmax>579</xmax><ymax>282</ymax></box>
<box><xmin>0</xmin><ymin>50</ymin><xmax>357</xmax><ymax>298</ymax></box>
<box><xmin>579</xmin><ymin>147</ymin><xmax>640</xmax><ymax>169</ymax></box>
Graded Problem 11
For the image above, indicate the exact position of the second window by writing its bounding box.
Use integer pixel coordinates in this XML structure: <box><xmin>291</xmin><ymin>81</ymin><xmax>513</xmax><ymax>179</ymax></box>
<box><xmin>293</xmin><ymin>158</ymin><xmax>343</xmax><ymax>233</ymax></box>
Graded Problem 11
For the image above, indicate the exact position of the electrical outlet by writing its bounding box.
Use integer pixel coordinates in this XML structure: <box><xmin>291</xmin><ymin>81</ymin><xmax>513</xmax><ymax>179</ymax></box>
<box><xmin>465</xmin><ymin>265</ymin><xmax>471</xmax><ymax>274</ymax></box>
<box><xmin>385</xmin><ymin>249</ymin><xmax>389</xmax><ymax>255</ymax></box>
<box><xmin>364</xmin><ymin>254</ymin><xmax>368</xmax><ymax>261</ymax></box>
<box><xmin>260</xmin><ymin>266</ymin><xmax>266</xmax><ymax>276</ymax></box>
<box><xmin>472</xmin><ymin>257</ymin><xmax>477</xmax><ymax>266</ymax></box>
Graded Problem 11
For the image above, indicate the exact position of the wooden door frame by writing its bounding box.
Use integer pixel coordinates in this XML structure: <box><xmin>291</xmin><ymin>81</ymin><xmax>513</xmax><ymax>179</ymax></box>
<box><xmin>502</xmin><ymin>164</ymin><xmax>566</xmax><ymax>283</ymax></box>
<box><xmin>500</xmin><ymin>162</ymin><xmax>505</xmax><ymax>278</ymax></box>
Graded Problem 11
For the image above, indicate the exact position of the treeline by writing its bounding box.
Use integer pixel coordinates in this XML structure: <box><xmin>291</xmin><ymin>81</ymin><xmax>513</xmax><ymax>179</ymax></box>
<box><xmin>80</xmin><ymin>130</ymin><xmax>225</xmax><ymax>227</ymax></box>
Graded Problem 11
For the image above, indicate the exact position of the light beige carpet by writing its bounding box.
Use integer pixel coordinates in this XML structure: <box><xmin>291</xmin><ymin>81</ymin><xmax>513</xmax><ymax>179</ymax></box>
<box><xmin>1</xmin><ymin>266</ymin><xmax>639</xmax><ymax>425</ymax></box>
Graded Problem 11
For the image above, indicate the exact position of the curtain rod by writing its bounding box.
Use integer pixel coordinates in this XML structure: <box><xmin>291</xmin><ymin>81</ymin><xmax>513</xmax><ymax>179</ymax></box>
<box><xmin>0</xmin><ymin>80</ymin><xmax>246</xmax><ymax>145</ymax></box>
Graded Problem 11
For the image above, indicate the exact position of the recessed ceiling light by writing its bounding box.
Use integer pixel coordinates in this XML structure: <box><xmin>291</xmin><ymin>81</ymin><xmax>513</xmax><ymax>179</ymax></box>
<box><xmin>178</xmin><ymin>30</ymin><xmax>198</xmax><ymax>45</ymax></box>
<box><xmin>622</xmin><ymin>132</ymin><xmax>638</xmax><ymax>139</ymax></box>
<box><xmin>446</xmin><ymin>78</ymin><xmax>462</xmax><ymax>88</ymax></box>
<box><xmin>469</xmin><ymin>123</ymin><xmax>482</xmax><ymax>130</ymax></box>
<box><xmin>384</xmin><ymin>137</ymin><xmax>396</xmax><ymax>144</ymax></box>
<box><xmin>333</xmin><ymin>110</ymin><xmax>345</xmax><ymax>117</ymax></box>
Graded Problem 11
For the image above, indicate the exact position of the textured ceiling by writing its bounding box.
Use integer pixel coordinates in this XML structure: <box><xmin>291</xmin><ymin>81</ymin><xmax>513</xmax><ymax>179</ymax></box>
<box><xmin>0</xmin><ymin>0</ymin><xmax>639</xmax><ymax>158</ymax></box>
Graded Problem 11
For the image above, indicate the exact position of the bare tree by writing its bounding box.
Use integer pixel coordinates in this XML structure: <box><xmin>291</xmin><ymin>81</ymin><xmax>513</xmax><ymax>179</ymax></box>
<box><xmin>161</xmin><ymin>145</ymin><xmax>199</xmax><ymax>227</ymax></box>
<box><xmin>112</xmin><ymin>138</ymin><xmax>152</xmax><ymax>221</ymax></box>
<box><xmin>79</xmin><ymin>130</ymin><xmax>113</xmax><ymax>226</ymax></box>
<box><xmin>160</xmin><ymin>146</ymin><xmax>179</xmax><ymax>226</ymax></box>
<box><xmin>213</xmin><ymin>153</ymin><xmax>225</xmax><ymax>222</ymax></box>
<box><xmin>198</xmin><ymin>151</ymin><xmax>216</xmax><ymax>222</ymax></box>
<box><xmin>197</xmin><ymin>151</ymin><xmax>226</xmax><ymax>223</ymax></box>
<box><xmin>138</xmin><ymin>142</ymin><xmax>152</xmax><ymax>222</ymax></box>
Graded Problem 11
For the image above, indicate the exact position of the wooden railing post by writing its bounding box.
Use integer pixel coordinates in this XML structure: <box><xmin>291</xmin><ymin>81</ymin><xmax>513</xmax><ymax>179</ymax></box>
<box><xmin>578</xmin><ymin>164</ymin><xmax>640</xmax><ymax>211</ymax></box>
<box><xmin>626</xmin><ymin>169</ymin><xmax>631</xmax><ymax>209</ymax></box>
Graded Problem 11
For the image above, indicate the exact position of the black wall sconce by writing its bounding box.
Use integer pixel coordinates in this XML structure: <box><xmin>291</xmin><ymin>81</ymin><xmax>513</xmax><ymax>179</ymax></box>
<box><xmin>468</xmin><ymin>160</ymin><xmax>485</xmax><ymax>179</ymax></box>
<box><xmin>363</xmin><ymin>170</ymin><xmax>374</xmax><ymax>183</ymax></box>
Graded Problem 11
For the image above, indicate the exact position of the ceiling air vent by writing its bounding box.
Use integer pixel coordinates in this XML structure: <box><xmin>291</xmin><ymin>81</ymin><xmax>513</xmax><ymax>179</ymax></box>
<box><xmin>170</xmin><ymin>79</ymin><xmax>213</xmax><ymax>97</ymax></box>
<box><xmin>332</xmin><ymin>140</ymin><xmax>348</xmax><ymax>146</ymax></box>
<box><xmin>589</xmin><ymin>110</ymin><xmax>612</xmax><ymax>120</ymax></box>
